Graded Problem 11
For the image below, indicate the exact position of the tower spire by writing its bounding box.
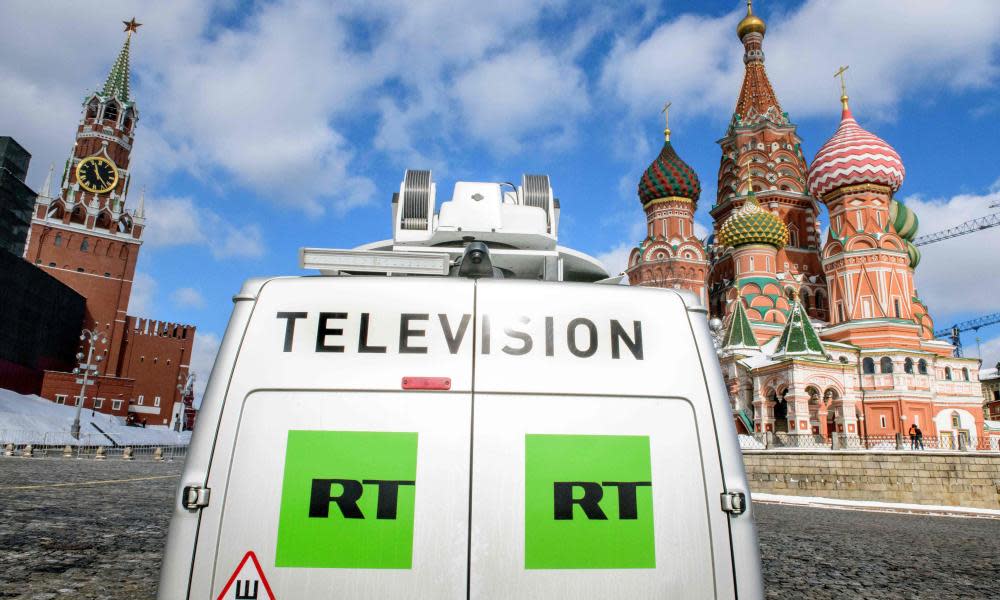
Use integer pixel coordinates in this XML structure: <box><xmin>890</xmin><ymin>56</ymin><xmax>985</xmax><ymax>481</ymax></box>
<box><xmin>834</xmin><ymin>65</ymin><xmax>851</xmax><ymax>116</ymax></box>
<box><xmin>39</xmin><ymin>163</ymin><xmax>54</xmax><ymax>198</ymax></box>
<box><xmin>661</xmin><ymin>101</ymin><xmax>672</xmax><ymax>141</ymax></box>
<box><xmin>102</xmin><ymin>19</ymin><xmax>141</xmax><ymax>102</ymax></box>
<box><xmin>136</xmin><ymin>186</ymin><xmax>146</xmax><ymax>218</ymax></box>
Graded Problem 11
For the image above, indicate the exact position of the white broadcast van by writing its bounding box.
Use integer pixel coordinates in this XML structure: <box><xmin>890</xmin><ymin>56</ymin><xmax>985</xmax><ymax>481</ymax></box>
<box><xmin>158</xmin><ymin>172</ymin><xmax>763</xmax><ymax>599</ymax></box>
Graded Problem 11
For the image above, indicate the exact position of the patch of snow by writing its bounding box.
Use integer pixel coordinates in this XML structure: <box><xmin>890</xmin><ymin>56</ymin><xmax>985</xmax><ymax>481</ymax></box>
<box><xmin>0</xmin><ymin>388</ymin><xmax>190</xmax><ymax>447</ymax></box>
<box><xmin>752</xmin><ymin>492</ymin><xmax>1000</xmax><ymax>519</ymax></box>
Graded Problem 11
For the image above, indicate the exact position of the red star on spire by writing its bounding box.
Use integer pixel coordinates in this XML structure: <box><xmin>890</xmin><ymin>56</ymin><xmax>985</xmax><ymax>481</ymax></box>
<box><xmin>122</xmin><ymin>17</ymin><xmax>142</xmax><ymax>35</ymax></box>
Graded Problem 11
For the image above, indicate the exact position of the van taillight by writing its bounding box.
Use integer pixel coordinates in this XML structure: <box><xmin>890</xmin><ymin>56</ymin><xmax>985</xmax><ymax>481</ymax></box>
<box><xmin>401</xmin><ymin>376</ymin><xmax>452</xmax><ymax>390</ymax></box>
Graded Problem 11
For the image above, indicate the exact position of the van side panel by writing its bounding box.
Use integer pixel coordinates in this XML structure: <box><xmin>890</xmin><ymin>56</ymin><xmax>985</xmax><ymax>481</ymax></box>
<box><xmin>685</xmin><ymin>304</ymin><xmax>765</xmax><ymax>599</ymax></box>
<box><xmin>158</xmin><ymin>281</ymin><xmax>260</xmax><ymax>599</ymax></box>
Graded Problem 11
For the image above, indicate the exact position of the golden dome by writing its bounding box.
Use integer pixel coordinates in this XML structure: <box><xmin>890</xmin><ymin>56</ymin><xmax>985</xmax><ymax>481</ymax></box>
<box><xmin>717</xmin><ymin>193</ymin><xmax>788</xmax><ymax>248</ymax></box>
<box><xmin>737</xmin><ymin>1</ymin><xmax>766</xmax><ymax>39</ymax></box>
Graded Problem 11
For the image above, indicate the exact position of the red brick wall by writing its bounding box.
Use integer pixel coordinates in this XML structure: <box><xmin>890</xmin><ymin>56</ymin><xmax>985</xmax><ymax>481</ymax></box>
<box><xmin>39</xmin><ymin>370</ymin><xmax>134</xmax><ymax>417</ymax></box>
<box><xmin>24</xmin><ymin>224</ymin><xmax>139</xmax><ymax>376</ymax></box>
<box><xmin>117</xmin><ymin>317</ymin><xmax>196</xmax><ymax>427</ymax></box>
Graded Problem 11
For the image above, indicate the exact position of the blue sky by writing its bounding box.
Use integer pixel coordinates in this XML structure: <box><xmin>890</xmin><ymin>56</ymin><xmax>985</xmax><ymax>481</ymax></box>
<box><xmin>2</xmin><ymin>0</ymin><xmax>1000</xmax><ymax>394</ymax></box>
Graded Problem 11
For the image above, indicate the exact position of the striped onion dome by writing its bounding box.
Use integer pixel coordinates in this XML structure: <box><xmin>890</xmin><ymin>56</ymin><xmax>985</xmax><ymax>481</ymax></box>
<box><xmin>638</xmin><ymin>140</ymin><xmax>701</xmax><ymax>206</ymax></box>
<box><xmin>717</xmin><ymin>193</ymin><xmax>789</xmax><ymax>248</ymax></box>
<box><xmin>807</xmin><ymin>104</ymin><xmax>905</xmax><ymax>199</ymax></box>
<box><xmin>906</xmin><ymin>241</ymin><xmax>921</xmax><ymax>268</ymax></box>
<box><xmin>889</xmin><ymin>199</ymin><xmax>919</xmax><ymax>241</ymax></box>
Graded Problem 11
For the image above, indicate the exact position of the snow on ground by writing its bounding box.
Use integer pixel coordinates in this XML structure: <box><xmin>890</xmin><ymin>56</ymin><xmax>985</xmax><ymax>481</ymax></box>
<box><xmin>0</xmin><ymin>388</ymin><xmax>190</xmax><ymax>447</ymax></box>
<box><xmin>752</xmin><ymin>492</ymin><xmax>1000</xmax><ymax>518</ymax></box>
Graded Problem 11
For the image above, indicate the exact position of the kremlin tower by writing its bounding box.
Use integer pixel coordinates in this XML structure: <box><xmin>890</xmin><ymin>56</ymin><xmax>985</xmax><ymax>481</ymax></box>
<box><xmin>626</xmin><ymin>106</ymin><xmax>708</xmax><ymax>304</ymax></box>
<box><xmin>708</xmin><ymin>0</ymin><xmax>826</xmax><ymax>334</ymax></box>
<box><xmin>21</xmin><ymin>20</ymin><xmax>198</xmax><ymax>430</ymax></box>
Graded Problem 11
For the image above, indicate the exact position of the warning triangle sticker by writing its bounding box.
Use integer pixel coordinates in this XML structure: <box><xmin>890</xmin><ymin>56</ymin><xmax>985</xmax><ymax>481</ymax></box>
<box><xmin>216</xmin><ymin>551</ymin><xmax>276</xmax><ymax>600</ymax></box>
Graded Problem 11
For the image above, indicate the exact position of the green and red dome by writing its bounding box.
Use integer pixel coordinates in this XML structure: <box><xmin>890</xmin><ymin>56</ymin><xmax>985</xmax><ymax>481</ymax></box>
<box><xmin>638</xmin><ymin>140</ymin><xmax>701</xmax><ymax>206</ymax></box>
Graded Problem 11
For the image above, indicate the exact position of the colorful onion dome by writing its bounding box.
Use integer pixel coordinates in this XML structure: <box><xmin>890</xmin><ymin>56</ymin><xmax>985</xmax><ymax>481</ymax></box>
<box><xmin>905</xmin><ymin>241</ymin><xmax>921</xmax><ymax>268</ymax></box>
<box><xmin>717</xmin><ymin>193</ymin><xmax>789</xmax><ymax>248</ymax></box>
<box><xmin>638</xmin><ymin>140</ymin><xmax>701</xmax><ymax>206</ymax></box>
<box><xmin>889</xmin><ymin>199</ymin><xmax>919</xmax><ymax>241</ymax></box>
<box><xmin>737</xmin><ymin>1</ymin><xmax>766</xmax><ymax>39</ymax></box>
<box><xmin>807</xmin><ymin>104</ymin><xmax>905</xmax><ymax>199</ymax></box>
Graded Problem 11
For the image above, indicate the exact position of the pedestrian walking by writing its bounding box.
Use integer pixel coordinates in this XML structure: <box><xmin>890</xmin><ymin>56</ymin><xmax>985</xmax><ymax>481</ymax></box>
<box><xmin>908</xmin><ymin>423</ymin><xmax>918</xmax><ymax>449</ymax></box>
<box><xmin>915</xmin><ymin>425</ymin><xmax>924</xmax><ymax>450</ymax></box>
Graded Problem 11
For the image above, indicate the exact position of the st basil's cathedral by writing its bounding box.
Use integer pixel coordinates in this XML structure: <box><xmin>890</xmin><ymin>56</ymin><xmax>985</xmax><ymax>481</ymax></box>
<box><xmin>626</xmin><ymin>3</ymin><xmax>985</xmax><ymax>447</ymax></box>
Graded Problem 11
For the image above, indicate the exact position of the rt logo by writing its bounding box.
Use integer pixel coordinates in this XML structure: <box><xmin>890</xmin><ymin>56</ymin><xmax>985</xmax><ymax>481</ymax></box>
<box><xmin>276</xmin><ymin>431</ymin><xmax>419</xmax><ymax>569</ymax></box>
<box><xmin>309</xmin><ymin>479</ymin><xmax>415</xmax><ymax>520</ymax></box>
<box><xmin>525</xmin><ymin>434</ymin><xmax>657</xmax><ymax>569</ymax></box>
<box><xmin>553</xmin><ymin>481</ymin><xmax>652</xmax><ymax>520</ymax></box>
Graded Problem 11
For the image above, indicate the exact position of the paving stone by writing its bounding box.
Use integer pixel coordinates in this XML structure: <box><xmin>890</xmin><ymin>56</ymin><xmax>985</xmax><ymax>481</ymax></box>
<box><xmin>2</xmin><ymin>457</ymin><xmax>998</xmax><ymax>599</ymax></box>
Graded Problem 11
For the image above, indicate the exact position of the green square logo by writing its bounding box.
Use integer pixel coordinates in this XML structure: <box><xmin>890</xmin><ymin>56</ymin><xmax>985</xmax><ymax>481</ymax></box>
<box><xmin>524</xmin><ymin>434</ymin><xmax>655</xmax><ymax>569</ymax></box>
<box><xmin>276</xmin><ymin>430</ymin><xmax>418</xmax><ymax>569</ymax></box>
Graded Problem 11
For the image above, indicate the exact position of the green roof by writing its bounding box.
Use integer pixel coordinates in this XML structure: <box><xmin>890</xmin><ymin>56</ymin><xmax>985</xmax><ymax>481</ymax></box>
<box><xmin>101</xmin><ymin>35</ymin><xmax>132</xmax><ymax>102</ymax></box>
<box><xmin>722</xmin><ymin>299</ymin><xmax>759</xmax><ymax>351</ymax></box>
<box><xmin>772</xmin><ymin>299</ymin><xmax>826</xmax><ymax>359</ymax></box>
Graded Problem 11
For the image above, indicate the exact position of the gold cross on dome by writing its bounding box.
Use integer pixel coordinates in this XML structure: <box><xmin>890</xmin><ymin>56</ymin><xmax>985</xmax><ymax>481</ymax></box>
<box><xmin>661</xmin><ymin>101</ymin><xmax>672</xmax><ymax>141</ymax></box>
<box><xmin>834</xmin><ymin>65</ymin><xmax>849</xmax><ymax>97</ymax></box>
<box><xmin>123</xmin><ymin>17</ymin><xmax>142</xmax><ymax>36</ymax></box>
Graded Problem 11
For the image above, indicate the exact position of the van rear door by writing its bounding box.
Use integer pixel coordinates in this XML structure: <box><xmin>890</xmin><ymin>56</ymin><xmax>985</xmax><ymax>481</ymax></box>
<box><xmin>469</xmin><ymin>280</ymin><xmax>739</xmax><ymax>598</ymax></box>
<box><xmin>188</xmin><ymin>278</ymin><xmax>476</xmax><ymax>599</ymax></box>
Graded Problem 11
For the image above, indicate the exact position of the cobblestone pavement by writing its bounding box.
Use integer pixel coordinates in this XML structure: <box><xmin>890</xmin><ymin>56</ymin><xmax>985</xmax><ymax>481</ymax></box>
<box><xmin>1</xmin><ymin>457</ymin><xmax>998</xmax><ymax>599</ymax></box>
<box><xmin>0</xmin><ymin>457</ymin><xmax>182</xmax><ymax>600</ymax></box>
<box><xmin>754</xmin><ymin>502</ymin><xmax>1000</xmax><ymax>599</ymax></box>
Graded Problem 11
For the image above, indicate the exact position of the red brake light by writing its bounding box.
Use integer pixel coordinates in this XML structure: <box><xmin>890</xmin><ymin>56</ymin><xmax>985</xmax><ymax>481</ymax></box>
<box><xmin>401</xmin><ymin>376</ymin><xmax>452</xmax><ymax>390</ymax></box>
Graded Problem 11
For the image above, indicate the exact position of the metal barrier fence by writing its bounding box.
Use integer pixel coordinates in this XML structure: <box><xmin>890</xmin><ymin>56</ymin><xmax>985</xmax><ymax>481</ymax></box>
<box><xmin>739</xmin><ymin>432</ymin><xmax>999</xmax><ymax>452</ymax></box>
<box><xmin>0</xmin><ymin>430</ymin><xmax>188</xmax><ymax>461</ymax></box>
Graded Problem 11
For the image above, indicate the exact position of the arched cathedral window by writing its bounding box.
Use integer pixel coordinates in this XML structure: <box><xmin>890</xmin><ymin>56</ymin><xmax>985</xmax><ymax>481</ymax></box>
<box><xmin>862</xmin><ymin>357</ymin><xmax>875</xmax><ymax>374</ymax></box>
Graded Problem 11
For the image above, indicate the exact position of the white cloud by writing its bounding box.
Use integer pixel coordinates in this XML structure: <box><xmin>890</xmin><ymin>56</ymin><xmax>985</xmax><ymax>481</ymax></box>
<box><xmin>979</xmin><ymin>334</ymin><xmax>1000</xmax><ymax>372</ymax></box>
<box><xmin>907</xmin><ymin>185</ymin><xmax>1000</xmax><ymax>319</ymax></box>
<box><xmin>596</xmin><ymin>242</ymin><xmax>633</xmax><ymax>277</ymax></box>
<box><xmin>454</xmin><ymin>44</ymin><xmax>589</xmax><ymax>152</ymax></box>
<box><xmin>128</xmin><ymin>271</ymin><xmax>157</xmax><ymax>316</ymax></box>
<box><xmin>601</xmin><ymin>0</ymin><xmax>1000</xmax><ymax>123</ymax></box>
<box><xmin>170</xmin><ymin>287</ymin><xmax>206</xmax><ymax>309</ymax></box>
<box><xmin>190</xmin><ymin>331</ymin><xmax>221</xmax><ymax>406</ymax></box>
<box><xmin>142</xmin><ymin>196</ymin><xmax>265</xmax><ymax>259</ymax></box>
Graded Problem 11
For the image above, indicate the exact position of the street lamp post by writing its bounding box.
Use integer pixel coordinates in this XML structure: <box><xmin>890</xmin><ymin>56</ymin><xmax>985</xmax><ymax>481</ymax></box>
<box><xmin>70</xmin><ymin>328</ymin><xmax>107</xmax><ymax>440</ymax></box>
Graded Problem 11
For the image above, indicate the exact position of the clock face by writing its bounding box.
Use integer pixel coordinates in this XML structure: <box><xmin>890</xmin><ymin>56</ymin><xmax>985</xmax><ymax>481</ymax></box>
<box><xmin>76</xmin><ymin>156</ymin><xmax>119</xmax><ymax>194</ymax></box>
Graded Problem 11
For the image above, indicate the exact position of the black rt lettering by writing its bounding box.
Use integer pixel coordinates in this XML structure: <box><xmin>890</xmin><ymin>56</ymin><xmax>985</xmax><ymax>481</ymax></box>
<box><xmin>315</xmin><ymin>312</ymin><xmax>347</xmax><ymax>353</ymax></box>
<box><xmin>481</xmin><ymin>315</ymin><xmax>491</xmax><ymax>354</ymax></box>
<box><xmin>610</xmin><ymin>320</ymin><xmax>644</xmax><ymax>360</ymax></box>
<box><xmin>438</xmin><ymin>313</ymin><xmax>471</xmax><ymax>354</ymax></box>
<box><xmin>601</xmin><ymin>481</ymin><xmax>652</xmax><ymax>519</ymax></box>
<box><xmin>399</xmin><ymin>313</ymin><xmax>429</xmax><ymax>354</ymax></box>
<box><xmin>553</xmin><ymin>482</ymin><xmax>607</xmax><ymax>520</ymax></box>
<box><xmin>502</xmin><ymin>316</ymin><xmax>533</xmax><ymax>355</ymax></box>
<box><xmin>362</xmin><ymin>479</ymin><xmax>416</xmax><ymax>519</ymax></box>
<box><xmin>358</xmin><ymin>313</ymin><xmax>387</xmax><ymax>353</ymax></box>
<box><xmin>276</xmin><ymin>311</ymin><xmax>307</xmax><ymax>352</ymax></box>
<box><xmin>309</xmin><ymin>479</ymin><xmax>364</xmax><ymax>519</ymax></box>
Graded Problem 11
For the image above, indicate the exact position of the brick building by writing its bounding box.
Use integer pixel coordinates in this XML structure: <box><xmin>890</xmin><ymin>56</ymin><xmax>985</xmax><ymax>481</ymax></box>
<box><xmin>20</xmin><ymin>21</ymin><xmax>197</xmax><ymax>430</ymax></box>
<box><xmin>626</xmin><ymin>2</ymin><xmax>985</xmax><ymax>447</ymax></box>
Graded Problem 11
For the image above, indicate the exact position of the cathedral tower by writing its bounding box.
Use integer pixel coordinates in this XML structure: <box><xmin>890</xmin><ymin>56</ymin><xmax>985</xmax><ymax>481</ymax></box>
<box><xmin>709</xmin><ymin>1</ymin><xmax>827</xmax><ymax>332</ymax></box>
<box><xmin>24</xmin><ymin>19</ymin><xmax>145</xmax><ymax>377</ymax></box>
<box><xmin>807</xmin><ymin>81</ymin><xmax>933</xmax><ymax>348</ymax></box>
<box><xmin>626</xmin><ymin>107</ymin><xmax>708</xmax><ymax>304</ymax></box>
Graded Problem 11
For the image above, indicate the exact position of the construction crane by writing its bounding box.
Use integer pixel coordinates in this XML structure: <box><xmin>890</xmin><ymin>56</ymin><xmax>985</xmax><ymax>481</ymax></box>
<box><xmin>934</xmin><ymin>312</ymin><xmax>1000</xmax><ymax>357</ymax></box>
<box><xmin>913</xmin><ymin>202</ymin><xmax>1000</xmax><ymax>246</ymax></box>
